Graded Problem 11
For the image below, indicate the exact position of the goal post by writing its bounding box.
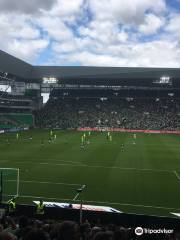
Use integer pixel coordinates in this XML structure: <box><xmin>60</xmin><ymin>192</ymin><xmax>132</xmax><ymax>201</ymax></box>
<box><xmin>0</xmin><ymin>172</ymin><xmax>2</xmax><ymax>203</ymax></box>
<box><xmin>0</xmin><ymin>168</ymin><xmax>19</xmax><ymax>202</ymax></box>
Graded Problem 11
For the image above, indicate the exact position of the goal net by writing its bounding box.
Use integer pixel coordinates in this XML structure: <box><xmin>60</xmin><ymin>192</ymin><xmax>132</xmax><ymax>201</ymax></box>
<box><xmin>0</xmin><ymin>168</ymin><xmax>19</xmax><ymax>202</ymax></box>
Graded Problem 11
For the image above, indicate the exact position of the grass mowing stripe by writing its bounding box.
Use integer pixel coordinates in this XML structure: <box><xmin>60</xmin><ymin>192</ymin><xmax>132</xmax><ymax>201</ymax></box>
<box><xmin>6</xmin><ymin>180</ymin><xmax>82</xmax><ymax>186</ymax></box>
<box><xmin>1</xmin><ymin>159</ymin><xmax>82</xmax><ymax>165</ymax></box>
<box><xmin>1</xmin><ymin>130</ymin><xmax>180</xmax><ymax>217</ymax></box>
<box><xmin>18</xmin><ymin>195</ymin><xmax>71</xmax><ymax>201</ymax></box>
<box><xmin>6</xmin><ymin>161</ymin><xmax>173</xmax><ymax>173</ymax></box>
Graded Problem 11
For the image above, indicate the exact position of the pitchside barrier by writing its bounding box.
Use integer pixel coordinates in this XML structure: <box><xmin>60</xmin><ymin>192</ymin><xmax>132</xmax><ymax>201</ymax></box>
<box><xmin>1</xmin><ymin>203</ymin><xmax>180</xmax><ymax>231</ymax></box>
<box><xmin>77</xmin><ymin>127</ymin><xmax>180</xmax><ymax>134</ymax></box>
<box><xmin>0</xmin><ymin>168</ymin><xmax>19</xmax><ymax>202</ymax></box>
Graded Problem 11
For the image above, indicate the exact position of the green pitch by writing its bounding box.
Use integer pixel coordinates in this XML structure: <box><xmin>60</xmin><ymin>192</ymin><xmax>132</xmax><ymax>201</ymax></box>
<box><xmin>0</xmin><ymin>130</ymin><xmax>180</xmax><ymax>217</ymax></box>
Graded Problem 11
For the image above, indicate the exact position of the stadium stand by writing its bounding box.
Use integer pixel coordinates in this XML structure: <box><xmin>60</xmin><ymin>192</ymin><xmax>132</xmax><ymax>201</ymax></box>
<box><xmin>35</xmin><ymin>95</ymin><xmax>180</xmax><ymax>130</ymax></box>
<box><xmin>0</xmin><ymin>90</ymin><xmax>35</xmax><ymax>128</ymax></box>
<box><xmin>3</xmin><ymin>114</ymin><xmax>34</xmax><ymax>126</ymax></box>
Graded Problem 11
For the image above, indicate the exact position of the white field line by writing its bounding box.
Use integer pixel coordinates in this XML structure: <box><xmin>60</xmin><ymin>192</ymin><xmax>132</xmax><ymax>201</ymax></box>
<box><xmin>4</xmin><ymin>194</ymin><xmax>72</xmax><ymax>202</ymax></box>
<box><xmin>0</xmin><ymin>159</ymin><xmax>82</xmax><ymax>165</ymax></box>
<box><xmin>15</xmin><ymin>194</ymin><xmax>180</xmax><ymax>212</ymax></box>
<box><xmin>173</xmin><ymin>171</ymin><xmax>180</xmax><ymax>182</ymax></box>
<box><xmin>6</xmin><ymin>179</ymin><xmax>82</xmax><ymax>187</ymax></box>
<box><xmin>73</xmin><ymin>193</ymin><xmax>80</xmax><ymax>201</ymax></box>
<box><xmin>73</xmin><ymin>185</ymin><xmax>86</xmax><ymax>201</ymax></box>
<box><xmin>1</xmin><ymin>160</ymin><xmax>173</xmax><ymax>173</ymax></box>
<box><xmin>34</xmin><ymin>164</ymin><xmax>173</xmax><ymax>173</ymax></box>
<box><xmin>39</xmin><ymin>162</ymin><xmax>82</xmax><ymax>166</ymax></box>
<box><xmin>39</xmin><ymin>160</ymin><xmax>82</xmax><ymax>165</ymax></box>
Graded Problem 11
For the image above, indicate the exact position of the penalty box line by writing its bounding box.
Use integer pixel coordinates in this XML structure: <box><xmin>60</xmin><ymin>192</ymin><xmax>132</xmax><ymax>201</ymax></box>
<box><xmin>6</xmin><ymin>179</ymin><xmax>82</xmax><ymax>187</ymax></box>
<box><xmin>1</xmin><ymin>159</ymin><xmax>82</xmax><ymax>165</ymax></box>
<box><xmin>1</xmin><ymin>160</ymin><xmax>174</xmax><ymax>173</ymax></box>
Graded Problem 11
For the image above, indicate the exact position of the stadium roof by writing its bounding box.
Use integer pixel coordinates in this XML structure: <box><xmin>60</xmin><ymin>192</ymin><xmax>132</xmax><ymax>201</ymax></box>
<box><xmin>1</xmin><ymin>50</ymin><xmax>180</xmax><ymax>86</ymax></box>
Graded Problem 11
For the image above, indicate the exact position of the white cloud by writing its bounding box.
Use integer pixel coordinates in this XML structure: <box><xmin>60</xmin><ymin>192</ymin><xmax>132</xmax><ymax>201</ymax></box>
<box><xmin>88</xmin><ymin>0</ymin><xmax>166</xmax><ymax>24</ymax></box>
<box><xmin>36</xmin><ymin>17</ymin><xmax>73</xmax><ymax>41</ymax></box>
<box><xmin>52</xmin><ymin>37</ymin><xmax>92</xmax><ymax>56</ymax></box>
<box><xmin>11</xmin><ymin>25</ymin><xmax>40</xmax><ymax>39</ymax></box>
<box><xmin>1</xmin><ymin>0</ymin><xmax>180</xmax><ymax>68</ymax></box>
<box><xmin>0</xmin><ymin>14</ymin><xmax>40</xmax><ymax>40</ymax></box>
<box><xmin>166</xmin><ymin>14</ymin><xmax>180</xmax><ymax>36</ymax></box>
<box><xmin>49</xmin><ymin>0</ymin><xmax>84</xmax><ymax>18</ymax></box>
<box><xmin>0</xmin><ymin>0</ymin><xmax>57</xmax><ymax>14</ymax></box>
<box><xmin>52</xmin><ymin>40</ymin><xmax>180</xmax><ymax>68</ymax></box>
<box><xmin>0</xmin><ymin>14</ymin><xmax>48</xmax><ymax>62</ymax></box>
<box><xmin>79</xmin><ymin>20</ymin><xmax>128</xmax><ymax>44</ymax></box>
<box><xmin>7</xmin><ymin>39</ymin><xmax>49</xmax><ymax>62</ymax></box>
<box><xmin>53</xmin><ymin>42</ymin><xmax>77</xmax><ymax>53</ymax></box>
<box><xmin>139</xmin><ymin>14</ymin><xmax>165</xmax><ymax>35</ymax></box>
<box><xmin>0</xmin><ymin>14</ymin><xmax>40</xmax><ymax>39</ymax></box>
<box><xmin>129</xmin><ymin>41</ymin><xmax>180</xmax><ymax>67</ymax></box>
<box><xmin>66</xmin><ymin>51</ymin><xmax>128</xmax><ymax>66</ymax></box>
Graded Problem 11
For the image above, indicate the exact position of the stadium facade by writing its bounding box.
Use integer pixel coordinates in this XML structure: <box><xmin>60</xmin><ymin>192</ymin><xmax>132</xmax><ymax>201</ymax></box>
<box><xmin>1</xmin><ymin>49</ymin><xmax>180</xmax><ymax>85</ymax></box>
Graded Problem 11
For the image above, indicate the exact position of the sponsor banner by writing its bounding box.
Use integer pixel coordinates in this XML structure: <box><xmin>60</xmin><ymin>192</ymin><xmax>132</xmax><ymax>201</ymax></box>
<box><xmin>77</xmin><ymin>128</ymin><xmax>180</xmax><ymax>135</ymax></box>
<box><xmin>8</xmin><ymin>127</ymin><xmax>29</xmax><ymax>133</ymax></box>
<box><xmin>0</xmin><ymin>127</ymin><xmax>29</xmax><ymax>134</ymax></box>
<box><xmin>33</xmin><ymin>201</ymin><xmax>121</xmax><ymax>213</ymax></box>
<box><xmin>8</xmin><ymin>128</ymin><xmax>19</xmax><ymax>133</ymax></box>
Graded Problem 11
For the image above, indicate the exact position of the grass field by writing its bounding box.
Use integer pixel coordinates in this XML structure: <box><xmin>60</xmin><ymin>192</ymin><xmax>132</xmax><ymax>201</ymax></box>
<box><xmin>0</xmin><ymin>129</ymin><xmax>180</xmax><ymax>217</ymax></box>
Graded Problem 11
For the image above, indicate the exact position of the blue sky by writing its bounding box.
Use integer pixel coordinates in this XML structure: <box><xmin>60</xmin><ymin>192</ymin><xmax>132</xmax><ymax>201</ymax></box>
<box><xmin>0</xmin><ymin>0</ymin><xmax>180</xmax><ymax>67</ymax></box>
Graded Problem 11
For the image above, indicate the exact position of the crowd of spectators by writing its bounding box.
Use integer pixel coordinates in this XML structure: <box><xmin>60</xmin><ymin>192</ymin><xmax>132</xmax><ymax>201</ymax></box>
<box><xmin>35</xmin><ymin>97</ymin><xmax>180</xmax><ymax>130</ymax></box>
<box><xmin>0</xmin><ymin>215</ymin><xmax>179</xmax><ymax>240</ymax></box>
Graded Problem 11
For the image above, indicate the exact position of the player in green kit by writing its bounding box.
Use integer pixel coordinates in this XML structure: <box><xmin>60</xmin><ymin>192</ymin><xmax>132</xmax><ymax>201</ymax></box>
<box><xmin>16</xmin><ymin>133</ymin><xmax>19</xmax><ymax>140</ymax></box>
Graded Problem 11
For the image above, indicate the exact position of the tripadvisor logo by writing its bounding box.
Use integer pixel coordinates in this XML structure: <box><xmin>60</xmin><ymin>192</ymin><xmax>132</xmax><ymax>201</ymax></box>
<box><xmin>135</xmin><ymin>227</ymin><xmax>174</xmax><ymax>235</ymax></box>
<box><xmin>135</xmin><ymin>227</ymin><xmax>143</xmax><ymax>236</ymax></box>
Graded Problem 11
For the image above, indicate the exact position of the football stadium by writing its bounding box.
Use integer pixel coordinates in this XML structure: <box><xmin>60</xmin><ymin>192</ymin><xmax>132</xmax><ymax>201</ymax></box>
<box><xmin>1</xmin><ymin>49</ymin><xmax>180</xmax><ymax>237</ymax></box>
